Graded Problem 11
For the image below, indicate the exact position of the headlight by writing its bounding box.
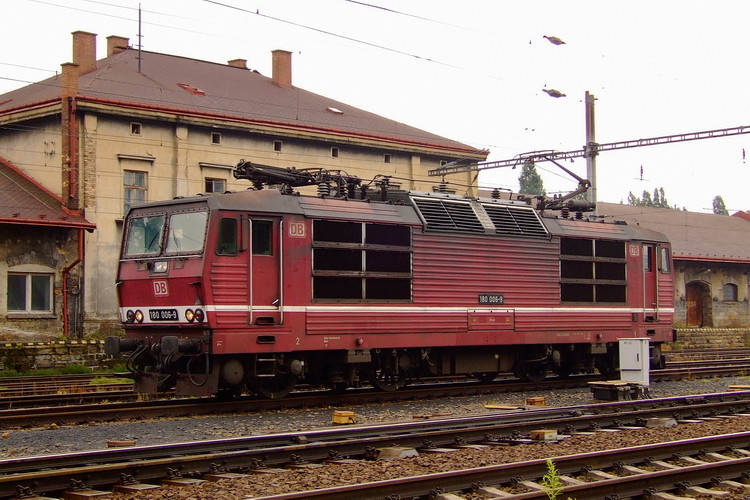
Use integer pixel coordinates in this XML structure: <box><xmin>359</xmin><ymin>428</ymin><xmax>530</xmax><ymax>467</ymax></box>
<box><xmin>125</xmin><ymin>310</ymin><xmax>135</xmax><ymax>323</ymax></box>
<box><xmin>194</xmin><ymin>308</ymin><xmax>205</xmax><ymax>323</ymax></box>
<box><xmin>134</xmin><ymin>310</ymin><xmax>144</xmax><ymax>323</ymax></box>
<box><xmin>152</xmin><ymin>261</ymin><xmax>168</xmax><ymax>273</ymax></box>
<box><xmin>185</xmin><ymin>309</ymin><xmax>195</xmax><ymax>322</ymax></box>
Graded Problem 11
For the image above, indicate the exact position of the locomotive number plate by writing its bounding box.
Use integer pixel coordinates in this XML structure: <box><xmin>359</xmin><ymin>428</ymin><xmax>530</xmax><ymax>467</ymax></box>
<box><xmin>149</xmin><ymin>308</ymin><xmax>178</xmax><ymax>321</ymax></box>
<box><xmin>478</xmin><ymin>294</ymin><xmax>504</xmax><ymax>304</ymax></box>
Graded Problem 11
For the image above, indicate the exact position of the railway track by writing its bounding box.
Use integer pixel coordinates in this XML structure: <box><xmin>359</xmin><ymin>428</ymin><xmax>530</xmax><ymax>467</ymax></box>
<box><xmin>1</xmin><ymin>356</ymin><xmax>750</xmax><ymax>427</ymax></box>
<box><xmin>0</xmin><ymin>372</ymin><xmax>131</xmax><ymax>398</ymax></box>
<box><xmin>267</xmin><ymin>432</ymin><xmax>750</xmax><ymax>499</ymax></box>
<box><xmin>2</xmin><ymin>392</ymin><xmax>750</xmax><ymax>499</ymax></box>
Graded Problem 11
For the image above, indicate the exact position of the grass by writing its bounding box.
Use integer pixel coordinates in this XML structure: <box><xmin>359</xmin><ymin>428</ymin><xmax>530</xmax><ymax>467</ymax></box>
<box><xmin>0</xmin><ymin>363</ymin><xmax>128</xmax><ymax>378</ymax></box>
<box><xmin>91</xmin><ymin>376</ymin><xmax>131</xmax><ymax>385</ymax></box>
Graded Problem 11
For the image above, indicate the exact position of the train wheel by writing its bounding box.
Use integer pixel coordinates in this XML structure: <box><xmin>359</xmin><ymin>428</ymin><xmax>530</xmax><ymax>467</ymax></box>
<box><xmin>515</xmin><ymin>361</ymin><xmax>548</xmax><ymax>382</ymax></box>
<box><xmin>368</xmin><ymin>351</ymin><xmax>408</xmax><ymax>392</ymax></box>
<box><xmin>248</xmin><ymin>374</ymin><xmax>297</xmax><ymax>399</ymax></box>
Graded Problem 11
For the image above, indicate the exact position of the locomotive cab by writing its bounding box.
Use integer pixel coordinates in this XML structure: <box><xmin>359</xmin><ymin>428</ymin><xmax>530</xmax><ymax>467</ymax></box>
<box><xmin>108</xmin><ymin>201</ymin><xmax>214</xmax><ymax>393</ymax></box>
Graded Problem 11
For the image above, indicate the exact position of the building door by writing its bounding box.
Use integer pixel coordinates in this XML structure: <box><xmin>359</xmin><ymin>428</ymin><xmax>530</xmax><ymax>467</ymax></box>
<box><xmin>250</xmin><ymin>219</ymin><xmax>281</xmax><ymax>325</ymax></box>
<box><xmin>685</xmin><ymin>281</ymin><xmax>704</xmax><ymax>327</ymax></box>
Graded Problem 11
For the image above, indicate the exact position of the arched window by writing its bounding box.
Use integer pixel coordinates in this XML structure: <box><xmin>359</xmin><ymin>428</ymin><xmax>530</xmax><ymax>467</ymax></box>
<box><xmin>722</xmin><ymin>283</ymin><xmax>738</xmax><ymax>302</ymax></box>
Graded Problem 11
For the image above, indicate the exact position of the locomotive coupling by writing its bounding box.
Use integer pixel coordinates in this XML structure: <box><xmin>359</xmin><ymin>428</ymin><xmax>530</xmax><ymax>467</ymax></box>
<box><xmin>104</xmin><ymin>336</ymin><xmax>142</xmax><ymax>355</ymax></box>
<box><xmin>161</xmin><ymin>336</ymin><xmax>203</xmax><ymax>356</ymax></box>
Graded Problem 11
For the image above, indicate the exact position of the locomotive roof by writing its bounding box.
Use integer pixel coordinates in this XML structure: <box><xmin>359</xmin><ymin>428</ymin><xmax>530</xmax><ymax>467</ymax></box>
<box><xmin>129</xmin><ymin>189</ymin><xmax>670</xmax><ymax>244</ymax></box>
<box><xmin>543</xmin><ymin>216</ymin><xmax>670</xmax><ymax>243</ymax></box>
<box><xmin>130</xmin><ymin>189</ymin><xmax>423</xmax><ymax>225</ymax></box>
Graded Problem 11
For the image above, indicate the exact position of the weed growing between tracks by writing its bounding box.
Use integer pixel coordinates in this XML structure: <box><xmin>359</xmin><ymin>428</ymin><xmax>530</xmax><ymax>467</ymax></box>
<box><xmin>542</xmin><ymin>458</ymin><xmax>573</xmax><ymax>500</ymax></box>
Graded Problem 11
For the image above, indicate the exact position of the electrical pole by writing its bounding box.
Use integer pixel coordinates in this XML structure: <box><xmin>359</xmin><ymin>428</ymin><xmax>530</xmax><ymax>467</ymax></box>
<box><xmin>584</xmin><ymin>91</ymin><xmax>598</xmax><ymax>209</ymax></box>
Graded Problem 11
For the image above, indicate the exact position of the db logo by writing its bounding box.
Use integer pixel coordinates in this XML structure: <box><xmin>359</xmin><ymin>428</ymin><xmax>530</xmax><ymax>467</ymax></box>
<box><xmin>629</xmin><ymin>245</ymin><xmax>640</xmax><ymax>257</ymax></box>
<box><xmin>289</xmin><ymin>221</ymin><xmax>306</xmax><ymax>238</ymax></box>
<box><xmin>153</xmin><ymin>280</ymin><xmax>169</xmax><ymax>296</ymax></box>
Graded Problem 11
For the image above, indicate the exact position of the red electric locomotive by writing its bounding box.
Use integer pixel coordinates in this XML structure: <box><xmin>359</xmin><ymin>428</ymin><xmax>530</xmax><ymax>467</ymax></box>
<box><xmin>107</xmin><ymin>161</ymin><xmax>675</xmax><ymax>398</ymax></box>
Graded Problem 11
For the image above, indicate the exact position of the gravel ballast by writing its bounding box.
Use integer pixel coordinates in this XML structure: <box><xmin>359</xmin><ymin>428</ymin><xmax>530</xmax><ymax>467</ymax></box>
<box><xmin>2</xmin><ymin>376</ymin><xmax>750</xmax><ymax>499</ymax></box>
<box><xmin>1</xmin><ymin>376</ymin><xmax>749</xmax><ymax>458</ymax></box>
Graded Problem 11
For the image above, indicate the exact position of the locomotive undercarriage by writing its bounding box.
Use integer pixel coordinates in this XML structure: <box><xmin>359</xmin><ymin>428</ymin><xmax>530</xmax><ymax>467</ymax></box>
<box><xmin>107</xmin><ymin>334</ymin><xmax>661</xmax><ymax>398</ymax></box>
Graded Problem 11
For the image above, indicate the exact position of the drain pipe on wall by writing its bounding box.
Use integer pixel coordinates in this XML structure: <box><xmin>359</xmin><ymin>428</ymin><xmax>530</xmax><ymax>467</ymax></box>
<box><xmin>62</xmin><ymin>228</ymin><xmax>84</xmax><ymax>338</ymax></box>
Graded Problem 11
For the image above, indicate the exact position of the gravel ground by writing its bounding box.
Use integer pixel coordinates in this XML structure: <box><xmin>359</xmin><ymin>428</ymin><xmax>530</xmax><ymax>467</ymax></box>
<box><xmin>112</xmin><ymin>418</ymin><xmax>750</xmax><ymax>500</ymax></box>
<box><xmin>2</xmin><ymin>376</ymin><xmax>750</xmax><ymax>499</ymax></box>
<box><xmin>2</xmin><ymin>375</ymin><xmax>749</xmax><ymax>459</ymax></box>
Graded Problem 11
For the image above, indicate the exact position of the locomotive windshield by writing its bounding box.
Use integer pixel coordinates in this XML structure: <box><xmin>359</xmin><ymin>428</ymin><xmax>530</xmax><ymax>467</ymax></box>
<box><xmin>123</xmin><ymin>210</ymin><xmax>208</xmax><ymax>257</ymax></box>
<box><xmin>165</xmin><ymin>211</ymin><xmax>209</xmax><ymax>254</ymax></box>
<box><xmin>124</xmin><ymin>215</ymin><xmax>165</xmax><ymax>257</ymax></box>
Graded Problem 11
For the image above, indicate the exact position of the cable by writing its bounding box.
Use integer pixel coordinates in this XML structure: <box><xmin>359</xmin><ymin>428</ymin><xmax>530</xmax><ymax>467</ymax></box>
<box><xmin>343</xmin><ymin>0</ymin><xmax>469</xmax><ymax>29</ymax></box>
<box><xmin>202</xmin><ymin>0</ymin><xmax>467</xmax><ymax>71</ymax></box>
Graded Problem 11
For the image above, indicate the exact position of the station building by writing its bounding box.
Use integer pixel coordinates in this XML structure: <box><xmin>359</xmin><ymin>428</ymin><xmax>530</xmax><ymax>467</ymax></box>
<box><xmin>596</xmin><ymin>202</ymin><xmax>750</xmax><ymax>348</ymax></box>
<box><xmin>0</xmin><ymin>31</ymin><xmax>487</xmax><ymax>337</ymax></box>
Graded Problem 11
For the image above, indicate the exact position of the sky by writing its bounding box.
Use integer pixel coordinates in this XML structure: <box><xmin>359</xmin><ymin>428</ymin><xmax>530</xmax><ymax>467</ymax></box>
<box><xmin>2</xmin><ymin>0</ymin><xmax>749</xmax><ymax>213</ymax></box>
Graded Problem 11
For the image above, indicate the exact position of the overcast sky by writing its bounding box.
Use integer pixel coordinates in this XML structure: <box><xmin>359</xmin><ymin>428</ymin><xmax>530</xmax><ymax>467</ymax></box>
<box><xmin>2</xmin><ymin>0</ymin><xmax>749</xmax><ymax>212</ymax></box>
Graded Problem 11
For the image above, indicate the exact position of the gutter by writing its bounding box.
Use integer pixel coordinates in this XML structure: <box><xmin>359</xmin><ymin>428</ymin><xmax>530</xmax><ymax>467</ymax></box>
<box><xmin>61</xmin><ymin>228</ymin><xmax>85</xmax><ymax>338</ymax></box>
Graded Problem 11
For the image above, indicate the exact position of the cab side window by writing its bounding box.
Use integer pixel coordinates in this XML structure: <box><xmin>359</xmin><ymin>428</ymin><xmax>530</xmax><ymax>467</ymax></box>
<box><xmin>217</xmin><ymin>218</ymin><xmax>237</xmax><ymax>255</ymax></box>
<box><xmin>252</xmin><ymin>220</ymin><xmax>273</xmax><ymax>255</ymax></box>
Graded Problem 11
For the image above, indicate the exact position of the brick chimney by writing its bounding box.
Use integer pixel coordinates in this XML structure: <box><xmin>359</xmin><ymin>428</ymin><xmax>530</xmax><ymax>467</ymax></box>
<box><xmin>72</xmin><ymin>31</ymin><xmax>97</xmax><ymax>74</ymax></box>
<box><xmin>60</xmin><ymin>62</ymin><xmax>79</xmax><ymax>97</ymax></box>
<box><xmin>107</xmin><ymin>35</ymin><xmax>129</xmax><ymax>56</ymax></box>
<box><xmin>228</xmin><ymin>58</ymin><xmax>248</xmax><ymax>69</ymax></box>
<box><xmin>272</xmin><ymin>50</ymin><xmax>292</xmax><ymax>88</ymax></box>
<box><xmin>60</xmin><ymin>62</ymin><xmax>80</xmax><ymax>210</ymax></box>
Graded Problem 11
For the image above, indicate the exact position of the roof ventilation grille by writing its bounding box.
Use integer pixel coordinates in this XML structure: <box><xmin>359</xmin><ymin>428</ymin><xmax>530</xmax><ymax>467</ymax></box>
<box><xmin>412</xmin><ymin>198</ymin><xmax>484</xmax><ymax>233</ymax></box>
<box><xmin>482</xmin><ymin>204</ymin><xmax>548</xmax><ymax>238</ymax></box>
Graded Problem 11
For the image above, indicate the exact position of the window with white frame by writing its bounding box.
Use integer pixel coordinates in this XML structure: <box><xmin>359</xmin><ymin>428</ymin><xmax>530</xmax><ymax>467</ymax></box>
<box><xmin>124</xmin><ymin>170</ymin><xmax>147</xmax><ymax>214</ymax></box>
<box><xmin>7</xmin><ymin>272</ymin><xmax>53</xmax><ymax>313</ymax></box>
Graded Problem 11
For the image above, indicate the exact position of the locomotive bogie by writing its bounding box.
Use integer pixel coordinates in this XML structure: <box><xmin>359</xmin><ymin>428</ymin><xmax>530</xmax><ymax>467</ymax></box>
<box><xmin>112</xmin><ymin>186</ymin><xmax>675</xmax><ymax>398</ymax></box>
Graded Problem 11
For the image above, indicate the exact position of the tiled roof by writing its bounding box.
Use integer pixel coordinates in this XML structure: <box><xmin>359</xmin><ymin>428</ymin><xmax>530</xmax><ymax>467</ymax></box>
<box><xmin>597</xmin><ymin>202</ymin><xmax>750</xmax><ymax>263</ymax></box>
<box><xmin>0</xmin><ymin>49</ymin><xmax>486</xmax><ymax>157</ymax></box>
<box><xmin>0</xmin><ymin>156</ymin><xmax>95</xmax><ymax>231</ymax></box>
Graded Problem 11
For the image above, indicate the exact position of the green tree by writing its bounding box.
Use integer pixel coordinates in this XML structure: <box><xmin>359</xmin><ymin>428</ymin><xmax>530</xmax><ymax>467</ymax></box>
<box><xmin>712</xmin><ymin>195</ymin><xmax>728</xmax><ymax>215</ymax></box>
<box><xmin>518</xmin><ymin>160</ymin><xmax>546</xmax><ymax>196</ymax></box>
<box><xmin>627</xmin><ymin>187</ymin><xmax>671</xmax><ymax>208</ymax></box>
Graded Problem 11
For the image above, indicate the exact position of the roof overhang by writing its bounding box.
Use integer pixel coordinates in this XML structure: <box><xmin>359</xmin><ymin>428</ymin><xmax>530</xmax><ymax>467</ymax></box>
<box><xmin>0</xmin><ymin>217</ymin><xmax>95</xmax><ymax>232</ymax></box>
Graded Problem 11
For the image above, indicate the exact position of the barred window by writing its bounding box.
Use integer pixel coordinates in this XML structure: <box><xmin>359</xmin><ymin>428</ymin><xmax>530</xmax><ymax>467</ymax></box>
<box><xmin>312</xmin><ymin>220</ymin><xmax>411</xmax><ymax>301</ymax></box>
<box><xmin>560</xmin><ymin>238</ymin><xmax>626</xmax><ymax>303</ymax></box>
